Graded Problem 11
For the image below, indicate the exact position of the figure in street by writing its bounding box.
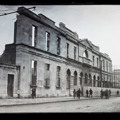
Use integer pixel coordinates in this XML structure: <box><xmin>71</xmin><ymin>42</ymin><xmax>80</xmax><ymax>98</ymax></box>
<box><xmin>73</xmin><ymin>89</ymin><xmax>76</xmax><ymax>99</ymax></box>
<box><xmin>117</xmin><ymin>90</ymin><xmax>119</xmax><ymax>96</ymax></box>
<box><xmin>89</xmin><ymin>88</ymin><xmax>93</xmax><ymax>98</ymax></box>
<box><xmin>86</xmin><ymin>89</ymin><xmax>89</xmax><ymax>97</ymax></box>
<box><xmin>100</xmin><ymin>89</ymin><xmax>103</xmax><ymax>99</ymax></box>
<box><xmin>105</xmin><ymin>89</ymin><xmax>109</xmax><ymax>99</ymax></box>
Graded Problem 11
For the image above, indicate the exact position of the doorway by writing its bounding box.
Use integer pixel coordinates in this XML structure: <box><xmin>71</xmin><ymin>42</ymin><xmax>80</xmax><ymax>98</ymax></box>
<box><xmin>7</xmin><ymin>74</ymin><xmax>14</xmax><ymax>97</ymax></box>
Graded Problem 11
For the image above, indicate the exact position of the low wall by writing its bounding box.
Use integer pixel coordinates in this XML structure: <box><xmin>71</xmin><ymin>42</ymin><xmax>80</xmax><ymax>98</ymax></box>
<box><xmin>83</xmin><ymin>86</ymin><xmax>120</xmax><ymax>97</ymax></box>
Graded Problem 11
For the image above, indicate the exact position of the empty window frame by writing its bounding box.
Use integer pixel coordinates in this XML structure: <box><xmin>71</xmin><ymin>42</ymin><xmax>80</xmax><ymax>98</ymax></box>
<box><xmin>31</xmin><ymin>60</ymin><xmax>37</xmax><ymax>85</ymax></box>
<box><xmin>46</xmin><ymin>64</ymin><xmax>50</xmax><ymax>71</ymax></box>
<box><xmin>57</xmin><ymin>37</ymin><xmax>61</xmax><ymax>55</ymax></box>
<box><xmin>45</xmin><ymin>64</ymin><xmax>50</xmax><ymax>88</ymax></box>
<box><xmin>74</xmin><ymin>46</ymin><xmax>76</xmax><ymax>60</ymax></box>
<box><xmin>46</xmin><ymin>32</ymin><xmax>50</xmax><ymax>51</ymax></box>
<box><xmin>74</xmin><ymin>71</ymin><xmax>77</xmax><ymax>86</ymax></box>
<box><xmin>106</xmin><ymin>61</ymin><xmax>108</xmax><ymax>72</ymax></box>
<box><xmin>67</xmin><ymin>43</ymin><xmax>69</xmax><ymax>58</ymax></box>
<box><xmin>93</xmin><ymin>56</ymin><xmax>94</xmax><ymax>66</ymax></box>
<box><xmin>32</xmin><ymin>25</ymin><xmax>37</xmax><ymax>47</ymax></box>
<box><xmin>97</xmin><ymin>58</ymin><xmax>99</xmax><ymax>68</ymax></box>
<box><xmin>56</xmin><ymin>66</ymin><xmax>61</xmax><ymax>88</ymax></box>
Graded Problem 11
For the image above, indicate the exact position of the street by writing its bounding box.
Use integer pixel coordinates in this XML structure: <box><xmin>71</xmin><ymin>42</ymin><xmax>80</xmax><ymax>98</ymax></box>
<box><xmin>0</xmin><ymin>97</ymin><xmax>120</xmax><ymax>113</ymax></box>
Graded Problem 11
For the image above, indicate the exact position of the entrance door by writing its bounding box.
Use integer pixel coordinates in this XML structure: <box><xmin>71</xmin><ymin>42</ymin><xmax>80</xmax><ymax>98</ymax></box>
<box><xmin>7</xmin><ymin>74</ymin><xmax>14</xmax><ymax>97</ymax></box>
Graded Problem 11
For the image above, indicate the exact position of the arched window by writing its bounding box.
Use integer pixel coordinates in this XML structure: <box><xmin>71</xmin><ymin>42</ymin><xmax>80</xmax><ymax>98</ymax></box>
<box><xmin>97</xmin><ymin>76</ymin><xmax>99</xmax><ymax>87</ymax></box>
<box><xmin>85</xmin><ymin>73</ymin><xmax>88</xmax><ymax>84</ymax></box>
<box><xmin>80</xmin><ymin>72</ymin><xmax>83</xmax><ymax>85</ymax></box>
<box><xmin>93</xmin><ymin>75</ymin><xmax>96</xmax><ymax>87</ymax></box>
<box><xmin>66</xmin><ymin>69</ymin><xmax>71</xmax><ymax>89</ymax></box>
<box><xmin>83</xmin><ymin>50</ymin><xmax>88</xmax><ymax>58</ymax></box>
<box><xmin>74</xmin><ymin>71</ymin><xmax>77</xmax><ymax>86</ymax></box>
<box><xmin>89</xmin><ymin>74</ymin><xmax>92</xmax><ymax>84</ymax></box>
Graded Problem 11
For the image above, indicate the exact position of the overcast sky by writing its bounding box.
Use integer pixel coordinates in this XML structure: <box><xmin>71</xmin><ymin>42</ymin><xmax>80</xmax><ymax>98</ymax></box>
<box><xmin>0</xmin><ymin>5</ymin><xmax>120</xmax><ymax>68</ymax></box>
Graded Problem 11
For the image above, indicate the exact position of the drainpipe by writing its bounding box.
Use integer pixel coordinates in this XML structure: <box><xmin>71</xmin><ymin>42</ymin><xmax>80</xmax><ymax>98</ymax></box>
<box><xmin>17</xmin><ymin>66</ymin><xmax>21</xmax><ymax>98</ymax></box>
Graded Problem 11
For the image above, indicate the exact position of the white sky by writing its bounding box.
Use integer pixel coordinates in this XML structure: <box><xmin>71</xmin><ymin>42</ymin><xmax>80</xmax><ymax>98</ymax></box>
<box><xmin>0</xmin><ymin>5</ymin><xmax>120</xmax><ymax>68</ymax></box>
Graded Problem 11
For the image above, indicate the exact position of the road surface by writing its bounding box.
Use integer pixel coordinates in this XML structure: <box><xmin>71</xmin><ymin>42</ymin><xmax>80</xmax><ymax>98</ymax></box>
<box><xmin>0</xmin><ymin>97</ymin><xmax>120</xmax><ymax>113</ymax></box>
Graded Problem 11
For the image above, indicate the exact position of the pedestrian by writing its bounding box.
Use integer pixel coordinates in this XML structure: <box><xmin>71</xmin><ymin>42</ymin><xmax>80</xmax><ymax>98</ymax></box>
<box><xmin>105</xmin><ymin>89</ymin><xmax>109</xmax><ymax>99</ymax></box>
<box><xmin>77</xmin><ymin>88</ymin><xmax>81</xmax><ymax>100</ymax></box>
<box><xmin>89</xmin><ymin>88</ymin><xmax>93</xmax><ymax>98</ymax></box>
<box><xmin>100</xmin><ymin>89</ymin><xmax>103</xmax><ymax>99</ymax></box>
<box><xmin>117</xmin><ymin>90</ymin><xmax>119</xmax><ymax>96</ymax></box>
<box><xmin>86</xmin><ymin>89</ymin><xmax>89</xmax><ymax>97</ymax></box>
<box><xmin>73</xmin><ymin>89</ymin><xmax>76</xmax><ymax>99</ymax></box>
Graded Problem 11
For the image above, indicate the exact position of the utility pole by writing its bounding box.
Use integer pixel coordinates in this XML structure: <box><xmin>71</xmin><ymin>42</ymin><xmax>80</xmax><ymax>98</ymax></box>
<box><xmin>0</xmin><ymin>7</ymin><xmax>36</xmax><ymax>17</ymax></box>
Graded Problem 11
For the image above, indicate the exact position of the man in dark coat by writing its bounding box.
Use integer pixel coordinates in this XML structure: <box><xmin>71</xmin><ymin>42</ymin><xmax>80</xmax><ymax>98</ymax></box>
<box><xmin>100</xmin><ymin>89</ymin><xmax>103</xmax><ymax>99</ymax></box>
<box><xmin>86</xmin><ymin>89</ymin><xmax>89</xmax><ymax>97</ymax></box>
<box><xmin>89</xmin><ymin>88</ymin><xmax>93</xmax><ymax>98</ymax></box>
<box><xmin>73</xmin><ymin>89</ymin><xmax>76</xmax><ymax>99</ymax></box>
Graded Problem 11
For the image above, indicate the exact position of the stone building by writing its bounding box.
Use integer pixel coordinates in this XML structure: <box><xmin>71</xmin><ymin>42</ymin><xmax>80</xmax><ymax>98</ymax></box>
<box><xmin>113</xmin><ymin>69</ymin><xmax>120</xmax><ymax>88</ymax></box>
<box><xmin>0</xmin><ymin>7</ymin><xmax>118</xmax><ymax>98</ymax></box>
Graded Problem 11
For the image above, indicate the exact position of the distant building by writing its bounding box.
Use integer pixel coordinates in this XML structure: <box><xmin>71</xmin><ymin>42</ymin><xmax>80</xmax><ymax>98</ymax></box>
<box><xmin>0</xmin><ymin>7</ymin><xmax>118</xmax><ymax>98</ymax></box>
<box><xmin>113</xmin><ymin>69</ymin><xmax>120</xmax><ymax>88</ymax></box>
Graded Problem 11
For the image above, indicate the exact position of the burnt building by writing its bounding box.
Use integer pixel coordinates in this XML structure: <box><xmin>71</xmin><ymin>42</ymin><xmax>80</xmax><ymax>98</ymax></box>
<box><xmin>0</xmin><ymin>7</ymin><xmax>118</xmax><ymax>98</ymax></box>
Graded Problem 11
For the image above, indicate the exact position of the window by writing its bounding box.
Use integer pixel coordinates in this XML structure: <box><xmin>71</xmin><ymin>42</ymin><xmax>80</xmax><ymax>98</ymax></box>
<box><xmin>46</xmin><ymin>64</ymin><xmax>50</xmax><ymax>71</ymax></box>
<box><xmin>106</xmin><ymin>61</ymin><xmax>108</xmax><ymax>72</ymax></box>
<box><xmin>93</xmin><ymin>75</ymin><xmax>96</xmax><ymax>87</ymax></box>
<box><xmin>74</xmin><ymin>47</ymin><xmax>76</xmax><ymax>60</ymax></box>
<box><xmin>66</xmin><ymin>69</ymin><xmax>71</xmax><ymax>89</ymax></box>
<box><xmin>74</xmin><ymin>71</ymin><xmax>77</xmax><ymax>86</ymax></box>
<box><xmin>31</xmin><ymin>60</ymin><xmax>37</xmax><ymax>86</ymax></box>
<box><xmin>67</xmin><ymin>43</ymin><xmax>69</xmax><ymax>58</ymax></box>
<box><xmin>93</xmin><ymin>56</ymin><xmax>94</xmax><ymax>66</ymax></box>
<box><xmin>57</xmin><ymin>37</ymin><xmax>61</xmax><ymax>55</ymax></box>
<box><xmin>44</xmin><ymin>64</ymin><xmax>50</xmax><ymax>88</ymax></box>
<box><xmin>103</xmin><ymin>60</ymin><xmax>105</xmax><ymax>71</ymax></box>
<box><xmin>32</xmin><ymin>25</ymin><xmax>37</xmax><ymax>47</ymax></box>
<box><xmin>56</xmin><ymin>66</ymin><xmax>61</xmax><ymax>88</ymax></box>
<box><xmin>46</xmin><ymin>32</ymin><xmax>50</xmax><ymax>51</ymax></box>
<box><xmin>83</xmin><ymin>50</ymin><xmax>88</xmax><ymax>58</ymax></box>
<box><xmin>97</xmin><ymin>58</ymin><xmax>99</xmax><ymax>68</ymax></box>
<box><xmin>85</xmin><ymin>73</ymin><xmax>88</xmax><ymax>84</ymax></box>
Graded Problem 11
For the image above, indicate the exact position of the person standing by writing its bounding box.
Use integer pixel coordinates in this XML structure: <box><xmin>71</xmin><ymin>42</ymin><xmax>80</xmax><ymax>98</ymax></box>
<box><xmin>100</xmin><ymin>89</ymin><xmax>103</xmax><ymax>99</ymax></box>
<box><xmin>73</xmin><ymin>89</ymin><xmax>76</xmax><ymax>99</ymax></box>
<box><xmin>86</xmin><ymin>89</ymin><xmax>89</xmax><ymax>97</ymax></box>
<box><xmin>89</xmin><ymin>88</ymin><xmax>93</xmax><ymax>98</ymax></box>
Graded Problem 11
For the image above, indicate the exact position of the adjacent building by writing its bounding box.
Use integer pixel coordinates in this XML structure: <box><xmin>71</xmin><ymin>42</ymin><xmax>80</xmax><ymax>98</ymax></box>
<box><xmin>0</xmin><ymin>7</ymin><xmax>118</xmax><ymax>98</ymax></box>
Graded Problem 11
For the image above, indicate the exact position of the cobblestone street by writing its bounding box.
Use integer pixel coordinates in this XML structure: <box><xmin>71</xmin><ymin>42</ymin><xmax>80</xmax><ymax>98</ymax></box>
<box><xmin>0</xmin><ymin>97</ymin><xmax>120</xmax><ymax>113</ymax></box>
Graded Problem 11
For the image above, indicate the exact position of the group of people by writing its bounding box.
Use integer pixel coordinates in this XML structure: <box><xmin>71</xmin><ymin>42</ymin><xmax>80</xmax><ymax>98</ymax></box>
<box><xmin>73</xmin><ymin>88</ymin><xmax>93</xmax><ymax>99</ymax></box>
<box><xmin>73</xmin><ymin>88</ymin><xmax>81</xmax><ymax>99</ymax></box>
<box><xmin>86</xmin><ymin>89</ymin><xmax>93</xmax><ymax>98</ymax></box>
<box><xmin>100</xmin><ymin>89</ymin><xmax>111</xmax><ymax>99</ymax></box>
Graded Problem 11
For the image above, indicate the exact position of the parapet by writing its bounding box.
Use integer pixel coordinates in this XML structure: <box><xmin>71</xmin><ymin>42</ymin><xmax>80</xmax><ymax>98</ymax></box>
<box><xmin>17</xmin><ymin>7</ymin><xmax>55</xmax><ymax>27</ymax></box>
<box><xmin>38</xmin><ymin>14</ymin><xmax>55</xmax><ymax>27</ymax></box>
<box><xmin>59</xmin><ymin>22</ymin><xmax>79</xmax><ymax>39</ymax></box>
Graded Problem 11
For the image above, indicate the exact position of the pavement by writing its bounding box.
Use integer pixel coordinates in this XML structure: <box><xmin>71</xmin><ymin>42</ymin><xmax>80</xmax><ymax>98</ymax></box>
<box><xmin>0</xmin><ymin>96</ymin><xmax>101</xmax><ymax>107</ymax></box>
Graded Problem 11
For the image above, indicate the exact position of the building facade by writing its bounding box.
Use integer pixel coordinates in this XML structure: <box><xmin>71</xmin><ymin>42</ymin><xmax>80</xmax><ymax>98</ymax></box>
<box><xmin>113</xmin><ymin>69</ymin><xmax>120</xmax><ymax>88</ymax></box>
<box><xmin>0</xmin><ymin>7</ymin><xmax>118</xmax><ymax>98</ymax></box>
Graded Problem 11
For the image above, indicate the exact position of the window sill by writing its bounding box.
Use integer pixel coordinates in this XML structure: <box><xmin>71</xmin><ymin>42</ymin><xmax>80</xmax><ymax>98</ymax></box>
<box><xmin>56</xmin><ymin>86</ymin><xmax>61</xmax><ymax>89</ymax></box>
<box><xmin>44</xmin><ymin>86</ymin><xmax>50</xmax><ymax>89</ymax></box>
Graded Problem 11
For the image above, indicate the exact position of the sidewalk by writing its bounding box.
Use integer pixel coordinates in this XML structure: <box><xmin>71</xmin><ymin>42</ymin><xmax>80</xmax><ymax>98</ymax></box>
<box><xmin>0</xmin><ymin>96</ymin><xmax>100</xmax><ymax>107</ymax></box>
